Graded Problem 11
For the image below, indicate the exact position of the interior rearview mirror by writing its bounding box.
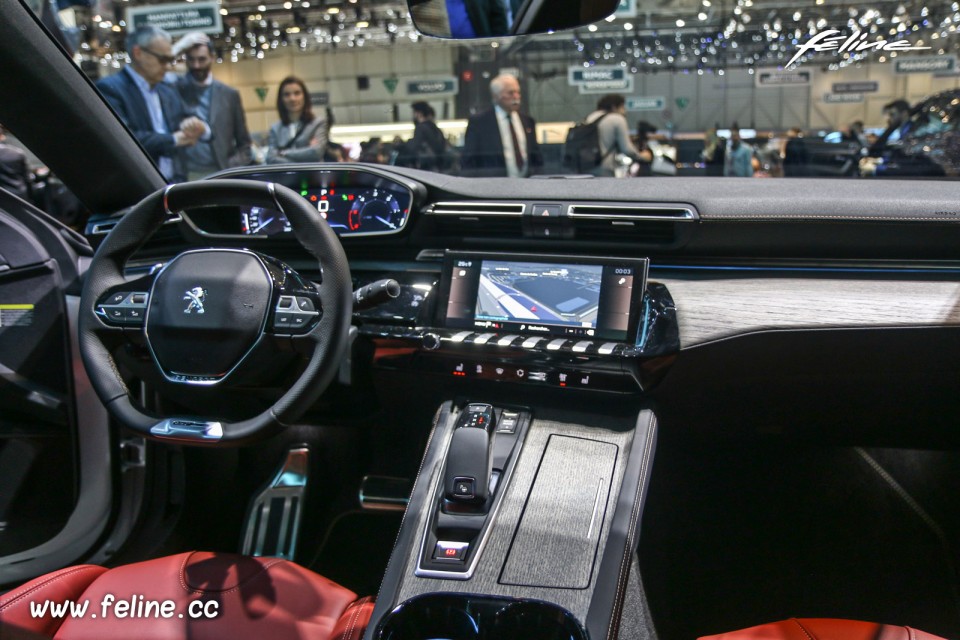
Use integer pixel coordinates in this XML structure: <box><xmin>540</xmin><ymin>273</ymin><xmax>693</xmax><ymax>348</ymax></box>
<box><xmin>407</xmin><ymin>0</ymin><xmax>619</xmax><ymax>38</ymax></box>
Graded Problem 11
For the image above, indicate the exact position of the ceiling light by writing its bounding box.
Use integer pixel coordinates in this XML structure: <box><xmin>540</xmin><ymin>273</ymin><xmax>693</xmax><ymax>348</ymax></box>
<box><xmin>219</xmin><ymin>7</ymin><xmax>228</xmax><ymax>14</ymax></box>
<box><xmin>676</xmin><ymin>18</ymin><xmax>685</xmax><ymax>26</ymax></box>
<box><xmin>328</xmin><ymin>7</ymin><xmax>340</xmax><ymax>14</ymax></box>
<box><xmin>356</xmin><ymin>20</ymin><xmax>369</xmax><ymax>28</ymax></box>
<box><xmin>624</xmin><ymin>22</ymin><xmax>633</xmax><ymax>29</ymax></box>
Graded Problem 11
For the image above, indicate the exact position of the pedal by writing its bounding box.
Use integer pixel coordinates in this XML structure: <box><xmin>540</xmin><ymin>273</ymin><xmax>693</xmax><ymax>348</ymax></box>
<box><xmin>359</xmin><ymin>475</ymin><xmax>411</xmax><ymax>512</ymax></box>
<box><xmin>241</xmin><ymin>446</ymin><xmax>308</xmax><ymax>560</ymax></box>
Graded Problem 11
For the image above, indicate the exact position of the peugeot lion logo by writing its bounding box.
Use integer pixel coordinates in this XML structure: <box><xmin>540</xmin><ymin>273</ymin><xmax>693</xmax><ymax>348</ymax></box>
<box><xmin>183</xmin><ymin>287</ymin><xmax>207</xmax><ymax>314</ymax></box>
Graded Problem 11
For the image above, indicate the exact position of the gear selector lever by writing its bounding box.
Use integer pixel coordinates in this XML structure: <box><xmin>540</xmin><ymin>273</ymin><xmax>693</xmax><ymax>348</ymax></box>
<box><xmin>443</xmin><ymin>404</ymin><xmax>496</xmax><ymax>510</ymax></box>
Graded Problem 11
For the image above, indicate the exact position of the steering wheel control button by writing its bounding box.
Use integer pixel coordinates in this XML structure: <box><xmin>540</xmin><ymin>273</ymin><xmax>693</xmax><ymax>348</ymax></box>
<box><xmin>146</xmin><ymin>250</ymin><xmax>272</xmax><ymax>384</ymax></box>
<box><xmin>434</xmin><ymin>541</ymin><xmax>469</xmax><ymax>562</ymax></box>
<box><xmin>272</xmin><ymin>296</ymin><xmax>321</xmax><ymax>335</ymax></box>
<box><xmin>452</xmin><ymin>477</ymin><xmax>476</xmax><ymax>499</ymax></box>
<box><xmin>96</xmin><ymin>291</ymin><xmax>151</xmax><ymax>326</ymax></box>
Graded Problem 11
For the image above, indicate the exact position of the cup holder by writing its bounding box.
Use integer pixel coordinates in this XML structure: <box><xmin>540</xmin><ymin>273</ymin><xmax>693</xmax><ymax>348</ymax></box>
<box><xmin>375</xmin><ymin>593</ymin><xmax>587</xmax><ymax>640</ymax></box>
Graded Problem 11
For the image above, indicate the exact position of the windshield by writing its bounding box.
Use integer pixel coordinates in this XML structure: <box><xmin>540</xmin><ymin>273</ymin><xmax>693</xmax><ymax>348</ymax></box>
<box><xmin>25</xmin><ymin>0</ymin><xmax>960</xmax><ymax>185</ymax></box>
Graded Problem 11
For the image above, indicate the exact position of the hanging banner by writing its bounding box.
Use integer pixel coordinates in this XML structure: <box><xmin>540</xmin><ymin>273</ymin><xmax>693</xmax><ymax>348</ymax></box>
<box><xmin>126</xmin><ymin>2</ymin><xmax>222</xmax><ymax>36</ymax></box>
<box><xmin>755</xmin><ymin>68</ymin><xmax>812</xmax><ymax>87</ymax></box>
<box><xmin>627</xmin><ymin>96</ymin><xmax>666</xmax><ymax>111</ymax></box>
<box><xmin>823</xmin><ymin>93</ymin><xmax>864</xmax><ymax>104</ymax></box>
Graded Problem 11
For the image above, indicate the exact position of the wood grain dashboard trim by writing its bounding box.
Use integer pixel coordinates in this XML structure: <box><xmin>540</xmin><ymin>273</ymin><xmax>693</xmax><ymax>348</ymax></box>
<box><xmin>656</xmin><ymin>276</ymin><xmax>960</xmax><ymax>348</ymax></box>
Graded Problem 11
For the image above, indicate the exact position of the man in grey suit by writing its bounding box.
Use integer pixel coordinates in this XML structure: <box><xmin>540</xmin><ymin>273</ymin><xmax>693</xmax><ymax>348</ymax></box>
<box><xmin>172</xmin><ymin>32</ymin><xmax>252</xmax><ymax>180</ymax></box>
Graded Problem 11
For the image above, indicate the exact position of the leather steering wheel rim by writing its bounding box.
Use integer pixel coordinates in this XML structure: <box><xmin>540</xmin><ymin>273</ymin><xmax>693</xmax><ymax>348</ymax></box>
<box><xmin>78</xmin><ymin>179</ymin><xmax>353</xmax><ymax>445</ymax></box>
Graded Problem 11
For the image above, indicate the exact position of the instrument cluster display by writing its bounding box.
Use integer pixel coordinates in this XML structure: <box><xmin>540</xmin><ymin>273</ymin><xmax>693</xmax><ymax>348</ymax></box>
<box><xmin>241</xmin><ymin>186</ymin><xmax>410</xmax><ymax>237</ymax></box>
<box><xmin>218</xmin><ymin>169</ymin><xmax>416</xmax><ymax>238</ymax></box>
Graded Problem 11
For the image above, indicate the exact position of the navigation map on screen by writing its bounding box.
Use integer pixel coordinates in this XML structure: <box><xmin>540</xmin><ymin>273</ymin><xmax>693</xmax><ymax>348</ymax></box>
<box><xmin>475</xmin><ymin>261</ymin><xmax>602</xmax><ymax>329</ymax></box>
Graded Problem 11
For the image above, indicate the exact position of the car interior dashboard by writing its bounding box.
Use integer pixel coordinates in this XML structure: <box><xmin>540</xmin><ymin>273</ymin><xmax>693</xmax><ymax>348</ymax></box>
<box><xmin>80</xmin><ymin>164</ymin><xmax>960</xmax><ymax>639</ymax></box>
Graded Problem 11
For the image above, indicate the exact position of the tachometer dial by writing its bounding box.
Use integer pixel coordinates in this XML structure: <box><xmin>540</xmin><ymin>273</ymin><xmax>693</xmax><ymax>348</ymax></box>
<box><xmin>347</xmin><ymin>189</ymin><xmax>405</xmax><ymax>232</ymax></box>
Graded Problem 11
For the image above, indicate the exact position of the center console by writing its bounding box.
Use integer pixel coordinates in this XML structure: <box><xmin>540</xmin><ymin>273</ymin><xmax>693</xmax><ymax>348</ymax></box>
<box><xmin>365</xmin><ymin>401</ymin><xmax>659</xmax><ymax>640</ymax></box>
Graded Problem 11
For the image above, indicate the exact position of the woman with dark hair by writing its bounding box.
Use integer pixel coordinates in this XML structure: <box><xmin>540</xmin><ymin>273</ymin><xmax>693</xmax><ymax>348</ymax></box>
<box><xmin>266</xmin><ymin>76</ymin><xmax>327</xmax><ymax>164</ymax></box>
<box><xmin>582</xmin><ymin>93</ymin><xmax>646</xmax><ymax>176</ymax></box>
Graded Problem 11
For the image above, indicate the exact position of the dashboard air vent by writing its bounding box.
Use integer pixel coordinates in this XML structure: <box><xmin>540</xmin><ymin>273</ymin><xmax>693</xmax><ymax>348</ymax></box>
<box><xmin>426</xmin><ymin>202</ymin><xmax>526</xmax><ymax>216</ymax></box>
<box><xmin>567</xmin><ymin>204</ymin><xmax>696</xmax><ymax>221</ymax></box>
<box><xmin>568</xmin><ymin>204</ymin><xmax>697</xmax><ymax>245</ymax></box>
<box><xmin>426</xmin><ymin>202</ymin><xmax>524</xmax><ymax>238</ymax></box>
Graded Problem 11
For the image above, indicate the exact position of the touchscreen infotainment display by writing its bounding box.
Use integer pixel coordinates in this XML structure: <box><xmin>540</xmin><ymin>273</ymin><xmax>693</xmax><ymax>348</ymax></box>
<box><xmin>442</xmin><ymin>253</ymin><xmax>648</xmax><ymax>342</ymax></box>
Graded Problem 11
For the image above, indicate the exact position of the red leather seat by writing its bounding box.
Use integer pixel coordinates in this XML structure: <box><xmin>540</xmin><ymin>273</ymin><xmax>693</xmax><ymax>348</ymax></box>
<box><xmin>0</xmin><ymin>552</ymin><xmax>374</xmax><ymax>640</ymax></box>
<box><xmin>699</xmin><ymin>618</ymin><xmax>947</xmax><ymax>640</ymax></box>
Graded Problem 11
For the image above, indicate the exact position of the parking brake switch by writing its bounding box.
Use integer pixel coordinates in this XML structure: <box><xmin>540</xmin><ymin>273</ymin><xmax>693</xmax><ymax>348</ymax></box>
<box><xmin>443</xmin><ymin>404</ymin><xmax>496</xmax><ymax>511</ymax></box>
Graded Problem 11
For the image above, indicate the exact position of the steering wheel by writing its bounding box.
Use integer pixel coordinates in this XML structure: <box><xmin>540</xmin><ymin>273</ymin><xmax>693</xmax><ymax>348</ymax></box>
<box><xmin>78</xmin><ymin>179</ymin><xmax>352</xmax><ymax>445</ymax></box>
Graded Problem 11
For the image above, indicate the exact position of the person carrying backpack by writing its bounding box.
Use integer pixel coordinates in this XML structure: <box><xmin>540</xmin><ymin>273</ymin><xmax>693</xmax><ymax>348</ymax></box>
<box><xmin>565</xmin><ymin>94</ymin><xmax>647</xmax><ymax>176</ymax></box>
<box><xmin>398</xmin><ymin>101</ymin><xmax>458</xmax><ymax>173</ymax></box>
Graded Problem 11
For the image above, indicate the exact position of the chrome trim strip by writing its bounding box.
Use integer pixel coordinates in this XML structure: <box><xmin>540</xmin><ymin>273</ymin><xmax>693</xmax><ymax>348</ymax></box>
<box><xmin>89</xmin><ymin>215</ymin><xmax>180</xmax><ymax>236</ymax></box>
<box><xmin>162</xmin><ymin>184</ymin><xmax>174</xmax><ymax>217</ymax></box>
<box><xmin>150</xmin><ymin>418</ymin><xmax>223</xmax><ymax>441</ymax></box>
<box><xmin>426</xmin><ymin>202</ymin><xmax>526</xmax><ymax>216</ymax></box>
<box><xmin>567</xmin><ymin>204</ymin><xmax>697</xmax><ymax>221</ymax></box>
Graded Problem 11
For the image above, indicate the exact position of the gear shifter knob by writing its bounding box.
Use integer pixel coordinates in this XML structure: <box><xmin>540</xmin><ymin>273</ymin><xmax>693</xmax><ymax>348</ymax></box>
<box><xmin>443</xmin><ymin>404</ymin><xmax>496</xmax><ymax>507</ymax></box>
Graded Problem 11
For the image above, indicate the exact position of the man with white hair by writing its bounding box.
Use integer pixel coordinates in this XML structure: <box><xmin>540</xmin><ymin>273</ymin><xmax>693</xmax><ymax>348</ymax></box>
<box><xmin>96</xmin><ymin>25</ymin><xmax>208</xmax><ymax>183</ymax></box>
<box><xmin>172</xmin><ymin>32</ymin><xmax>252</xmax><ymax>179</ymax></box>
<box><xmin>462</xmin><ymin>74</ymin><xmax>542</xmax><ymax>177</ymax></box>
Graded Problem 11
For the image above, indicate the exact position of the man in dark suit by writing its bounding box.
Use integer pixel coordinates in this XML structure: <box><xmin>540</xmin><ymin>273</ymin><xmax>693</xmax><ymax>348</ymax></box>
<box><xmin>462</xmin><ymin>74</ymin><xmax>542</xmax><ymax>177</ymax></box>
<box><xmin>172</xmin><ymin>32</ymin><xmax>252</xmax><ymax>179</ymax></box>
<box><xmin>96</xmin><ymin>25</ymin><xmax>207</xmax><ymax>183</ymax></box>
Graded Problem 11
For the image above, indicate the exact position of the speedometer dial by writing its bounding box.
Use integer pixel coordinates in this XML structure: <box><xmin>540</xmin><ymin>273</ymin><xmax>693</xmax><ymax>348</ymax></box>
<box><xmin>241</xmin><ymin>206</ymin><xmax>291</xmax><ymax>236</ymax></box>
<box><xmin>347</xmin><ymin>189</ymin><xmax>405</xmax><ymax>232</ymax></box>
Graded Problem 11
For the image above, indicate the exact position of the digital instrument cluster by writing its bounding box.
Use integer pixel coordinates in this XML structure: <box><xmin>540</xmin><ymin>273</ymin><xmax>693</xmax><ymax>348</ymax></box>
<box><xmin>241</xmin><ymin>185</ymin><xmax>410</xmax><ymax>237</ymax></box>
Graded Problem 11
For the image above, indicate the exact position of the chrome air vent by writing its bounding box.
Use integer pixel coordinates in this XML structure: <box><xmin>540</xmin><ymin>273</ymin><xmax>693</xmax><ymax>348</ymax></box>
<box><xmin>568</xmin><ymin>204</ymin><xmax>697</xmax><ymax>245</ymax></box>
<box><xmin>426</xmin><ymin>202</ymin><xmax>525</xmax><ymax>238</ymax></box>
<box><xmin>567</xmin><ymin>204</ymin><xmax>697</xmax><ymax>221</ymax></box>
<box><xmin>425</xmin><ymin>202</ymin><xmax>526</xmax><ymax>216</ymax></box>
